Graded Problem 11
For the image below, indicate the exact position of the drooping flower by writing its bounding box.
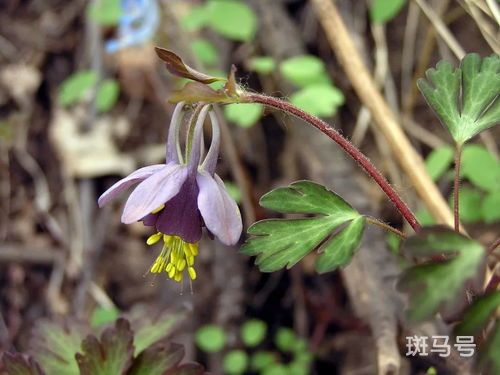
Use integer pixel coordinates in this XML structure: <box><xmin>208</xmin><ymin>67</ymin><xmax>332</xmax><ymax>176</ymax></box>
<box><xmin>105</xmin><ymin>0</ymin><xmax>160</xmax><ymax>54</ymax></box>
<box><xmin>98</xmin><ymin>103</ymin><xmax>242</xmax><ymax>282</ymax></box>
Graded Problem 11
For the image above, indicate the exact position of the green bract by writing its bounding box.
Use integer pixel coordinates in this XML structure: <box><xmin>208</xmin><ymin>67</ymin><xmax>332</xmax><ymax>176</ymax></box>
<box><xmin>241</xmin><ymin>181</ymin><xmax>365</xmax><ymax>273</ymax></box>
<box><xmin>417</xmin><ymin>54</ymin><xmax>500</xmax><ymax>145</ymax></box>
<box><xmin>398</xmin><ymin>227</ymin><xmax>485</xmax><ymax>322</ymax></box>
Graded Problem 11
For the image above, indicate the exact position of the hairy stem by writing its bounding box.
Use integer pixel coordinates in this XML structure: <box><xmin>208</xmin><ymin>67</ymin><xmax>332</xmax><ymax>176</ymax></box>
<box><xmin>366</xmin><ymin>217</ymin><xmax>407</xmax><ymax>239</ymax></box>
<box><xmin>244</xmin><ymin>93</ymin><xmax>421</xmax><ymax>232</ymax></box>
<box><xmin>453</xmin><ymin>145</ymin><xmax>462</xmax><ymax>232</ymax></box>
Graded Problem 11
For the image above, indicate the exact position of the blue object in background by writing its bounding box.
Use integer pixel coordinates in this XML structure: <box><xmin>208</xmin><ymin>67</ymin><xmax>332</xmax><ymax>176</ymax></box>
<box><xmin>105</xmin><ymin>0</ymin><xmax>160</xmax><ymax>53</ymax></box>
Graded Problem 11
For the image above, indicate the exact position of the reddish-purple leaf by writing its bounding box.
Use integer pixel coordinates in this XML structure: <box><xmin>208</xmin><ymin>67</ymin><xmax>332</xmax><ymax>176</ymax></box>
<box><xmin>155</xmin><ymin>47</ymin><xmax>224</xmax><ymax>84</ymax></box>
<box><xmin>128</xmin><ymin>341</ymin><xmax>184</xmax><ymax>375</ymax></box>
<box><xmin>76</xmin><ymin>318</ymin><xmax>134</xmax><ymax>375</ymax></box>
<box><xmin>2</xmin><ymin>353</ymin><xmax>45</xmax><ymax>375</ymax></box>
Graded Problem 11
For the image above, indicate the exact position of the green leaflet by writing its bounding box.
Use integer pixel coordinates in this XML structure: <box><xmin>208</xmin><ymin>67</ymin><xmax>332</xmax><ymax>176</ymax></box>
<box><xmin>417</xmin><ymin>54</ymin><xmax>500</xmax><ymax>145</ymax></box>
<box><xmin>241</xmin><ymin>181</ymin><xmax>364</xmax><ymax>273</ymax></box>
<box><xmin>31</xmin><ymin>320</ymin><xmax>89</xmax><ymax>375</ymax></box>
<box><xmin>455</xmin><ymin>292</ymin><xmax>500</xmax><ymax>336</ymax></box>
<box><xmin>398</xmin><ymin>227</ymin><xmax>485</xmax><ymax>322</ymax></box>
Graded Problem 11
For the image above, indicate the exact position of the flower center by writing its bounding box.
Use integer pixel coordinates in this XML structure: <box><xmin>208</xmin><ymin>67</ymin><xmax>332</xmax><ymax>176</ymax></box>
<box><xmin>146</xmin><ymin>232</ymin><xmax>198</xmax><ymax>283</ymax></box>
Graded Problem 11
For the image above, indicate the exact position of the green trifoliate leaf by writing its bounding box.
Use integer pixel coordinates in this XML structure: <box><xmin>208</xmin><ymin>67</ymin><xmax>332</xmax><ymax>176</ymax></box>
<box><xmin>241</xmin><ymin>319</ymin><xmax>267</xmax><ymax>347</ymax></box>
<box><xmin>455</xmin><ymin>292</ymin><xmax>500</xmax><ymax>336</ymax></box>
<box><xmin>31</xmin><ymin>320</ymin><xmax>89</xmax><ymax>375</ymax></box>
<box><xmin>241</xmin><ymin>181</ymin><xmax>364</xmax><ymax>272</ymax></box>
<box><xmin>417</xmin><ymin>54</ymin><xmax>500</xmax><ymax>145</ymax></box>
<box><xmin>482</xmin><ymin>191</ymin><xmax>500</xmax><ymax>223</ymax></box>
<box><xmin>461</xmin><ymin>145</ymin><xmax>500</xmax><ymax>192</ymax></box>
<box><xmin>424</xmin><ymin>145</ymin><xmax>454</xmax><ymax>181</ymax></box>
<box><xmin>2</xmin><ymin>353</ymin><xmax>45</xmax><ymax>375</ymax></box>
<box><xmin>280</xmin><ymin>56</ymin><xmax>328</xmax><ymax>88</ymax></box>
<box><xmin>224</xmin><ymin>103</ymin><xmax>263</xmax><ymax>128</ymax></box>
<box><xmin>249</xmin><ymin>56</ymin><xmax>276</xmax><ymax>74</ymax></box>
<box><xmin>290</xmin><ymin>84</ymin><xmax>344</xmax><ymax>117</ymax></box>
<box><xmin>205</xmin><ymin>0</ymin><xmax>257</xmax><ymax>42</ymax></box>
<box><xmin>58</xmin><ymin>71</ymin><xmax>97</xmax><ymax>107</ymax></box>
<box><xmin>76</xmin><ymin>319</ymin><xmax>134</xmax><ymax>375</ymax></box>
<box><xmin>398</xmin><ymin>227</ymin><xmax>486</xmax><ymax>322</ymax></box>
<box><xmin>128</xmin><ymin>342</ymin><xmax>184</xmax><ymax>375</ymax></box>
<box><xmin>195</xmin><ymin>325</ymin><xmax>226</xmax><ymax>353</ymax></box>
<box><xmin>370</xmin><ymin>0</ymin><xmax>407</xmax><ymax>23</ymax></box>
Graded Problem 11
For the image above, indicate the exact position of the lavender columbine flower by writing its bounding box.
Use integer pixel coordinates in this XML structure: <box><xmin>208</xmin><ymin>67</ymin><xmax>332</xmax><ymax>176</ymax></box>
<box><xmin>105</xmin><ymin>0</ymin><xmax>160</xmax><ymax>53</ymax></box>
<box><xmin>98</xmin><ymin>103</ymin><xmax>242</xmax><ymax>282</ymax></box>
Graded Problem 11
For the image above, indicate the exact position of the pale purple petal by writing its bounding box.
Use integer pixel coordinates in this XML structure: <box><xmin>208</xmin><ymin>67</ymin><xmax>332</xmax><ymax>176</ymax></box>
<box><xmin>98</xmin><ymin>164</ymin><xmax>166</xmax><ymax>207</ymax></box>
<box><xmin>196</xmin><ymin>172</ymin><xmax>242</xmax><ymax>245</ymax></box>
<box><xmin>155</xmin><ymin>176</ymin><xmax>202</xmax><ymax>243</ymax></box>
<box><xmin>187</xmin><ymin>105</ymin><xmax>210</xmax><ymax>173</ymax></box>
<box><xmin>200</xmin><ymin>110</ymin><xmax>220</xmax><ymax>175</ymax></box>
<box><xmin>166</xmin><ymin>102</ymin><xmax>186</xmax><ymax>164</ymax></box>
<box><xmin>121</xmin><ymin>163</ymin><xmax>188</xmax><ymax>224</ymax></box>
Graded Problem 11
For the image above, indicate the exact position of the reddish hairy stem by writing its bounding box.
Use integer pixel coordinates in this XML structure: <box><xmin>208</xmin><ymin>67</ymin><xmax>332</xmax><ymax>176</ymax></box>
<box><xmin>245</xmin><ymin>93</ymin><xmax>421</xmax><ymax>232</ymax></box>
<box><xmin>453</xmin><ymin>146</ymin><xmax>462</xmax><ymax>232</ymax></box>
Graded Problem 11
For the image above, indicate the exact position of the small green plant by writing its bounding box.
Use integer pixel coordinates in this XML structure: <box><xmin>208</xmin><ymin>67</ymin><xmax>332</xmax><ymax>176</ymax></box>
<box><xmin>58</xmin><ymin>71</ymin><xmax>120</xmax><ymax>113</ymax></box>
<box><xmin>2</xmin><ymin>309</ymin><xmax>206</xmax><ymax>375</ymax></box>
<box><xmin>194</xmin><ymin>320</ymin><xmax>313</xmax><ymax>375</ymax></box>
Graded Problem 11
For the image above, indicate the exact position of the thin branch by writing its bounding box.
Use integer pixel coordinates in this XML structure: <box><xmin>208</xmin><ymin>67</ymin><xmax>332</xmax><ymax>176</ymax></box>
<box><xmin>366</xmin><ymin>217</ymin><xmax>407</xmax><ymax>239</ymax></box>
<box><xmin>244</xmin><ymin>93</ymin><xmax>421</xmax><ymax>232</ymax></box>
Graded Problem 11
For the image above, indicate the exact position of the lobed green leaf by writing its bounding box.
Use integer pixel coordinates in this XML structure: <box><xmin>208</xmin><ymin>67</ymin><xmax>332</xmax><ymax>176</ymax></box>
<box><xmin>398</xmin><ymin>227</ymin><xmax>485</xmax><ymax>322</ymax></box>
<box><xmin>417</xmin><ymin>54</ymin><xmax>500</xmax><ymax>145</ymax></box>
<box><xmin>455</xmin><ymin>292</ymin><xmax>500</xmax><ymax>336</ymax></box>
<box><xmin>242</xmin><ymin>181</ymin><xmax>363</xmax><ymax>273</ymax></box>
<box><xmin>30</xmin><ymin>320</ymin><xmax>89</xmax><ymax>375</ymax></box>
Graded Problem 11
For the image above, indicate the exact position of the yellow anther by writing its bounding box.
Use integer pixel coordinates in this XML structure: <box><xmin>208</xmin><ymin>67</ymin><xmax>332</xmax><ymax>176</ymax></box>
<box><xmin>146</xmin><ymin>232</ymin><xmax>163</xmax><ymax>245</ymax></box>
<box><xmin>189</xmin><ymin>243</ymin><xmax>199</xmax><ymax>256</ymax></box>
<box><xmin>168</xmin><ymin>265</ymin><xmax>176</xmax><ymax>279</ymax></box>
<box><xmin>146</xmin><ymin>233</ymin><xmax>199</xmax><ymax>283</ymax></box>
<box><xmin>174</xmin><ymin>272</ymin><xmax>182</xmax><ymax>282</ymax></box>
<box><xmin>188</xmin><ymin>267</ymin><xmax>197</xmax><ymax>280</ymax></box>
<box><xmin>151</xmin><ymin>204</ymin><xmax>165</xmax><ymax>214</ymax></box>
<box><xmin>178</xmin><ymin>259</ymin><xmax>186</xmax><ymax>271</ymax></box>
